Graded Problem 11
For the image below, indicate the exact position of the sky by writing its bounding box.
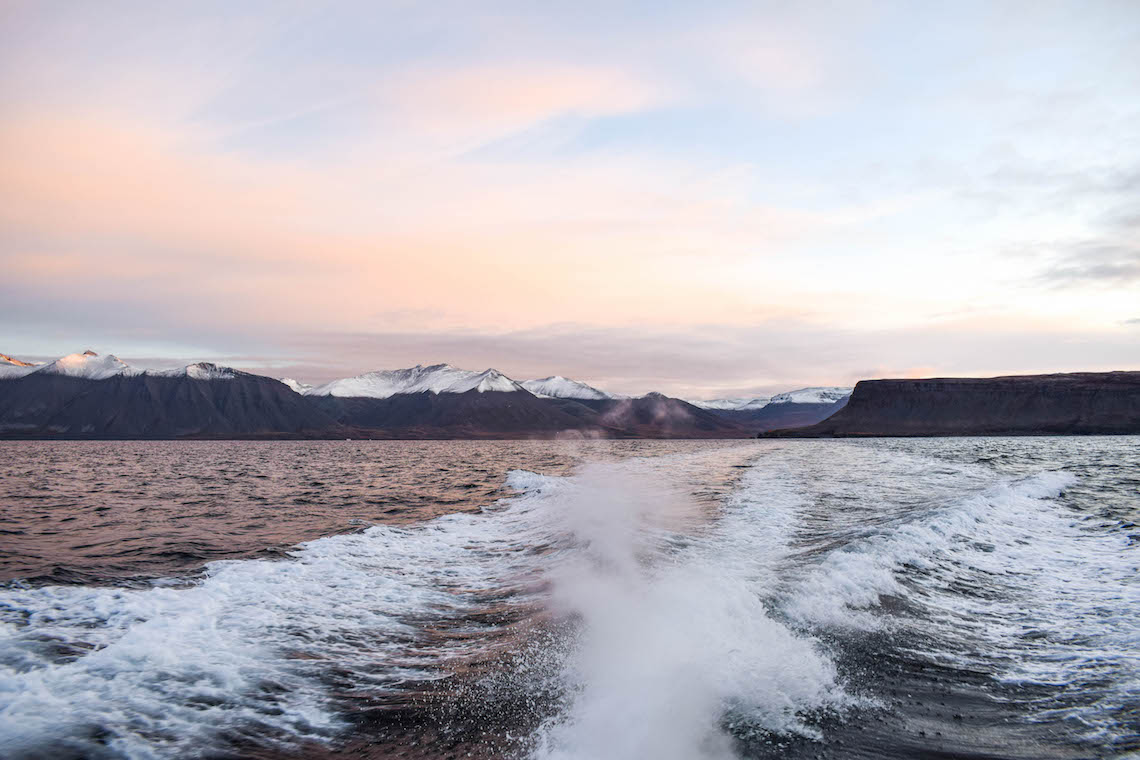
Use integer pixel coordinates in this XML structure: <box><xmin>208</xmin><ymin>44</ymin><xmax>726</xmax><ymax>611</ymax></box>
<box><xmin>1</xmin><ymin>1</ymin><xmax>1138</xmax><ymax>398</ymax></box>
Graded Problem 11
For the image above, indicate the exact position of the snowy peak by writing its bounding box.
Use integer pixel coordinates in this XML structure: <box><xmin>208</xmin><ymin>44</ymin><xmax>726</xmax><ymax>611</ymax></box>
<box><xmin>148</xmin><ymin>362</ymin><xmax>237</xmax><ymax>381</ymax></box>
<box><xmin>306</xmin><ymin>364</ymin><xmax>526</xmax><ymax>399</ymax></box>
<box><xmin>1</xmin><ymin>353</ymin><xmax>36</xmax><ymax>368</ymax></box>
<box><xmin>768</xmin><ymin>387</ymin><xmax>852</xmax><ymax>405</ymax></box>
<box><xmin>468</xmin><ymin>368</ymin><xmax>522</xmax><ymax>394</ymax></box>
<box><xmin>9</xmin><ymin>351</ymin><xmax>242</xmax><ymax>382</ymax></box>
<box><xmin>36</xmin><ymin>351</ymin><xmax>140</xmax><ymax>380</ymax></box>
<box><xmin>688</xmin><ymin>396</ymin><xmax>771</xmax><ymax>411</ymax></box>
<box><xmin>520</xmin><ymin>376</ymin><xmax>613</xmax><ymax>401</ymax></box>
<box><xmin>0</xmin><ymin>352</ymin><xmax>41</xmax><ymax>379</ymax></box>
<box><xmin>182</xmin><ymin>362</ymin><xmax>237</xmax><ymax>381</ymax></box>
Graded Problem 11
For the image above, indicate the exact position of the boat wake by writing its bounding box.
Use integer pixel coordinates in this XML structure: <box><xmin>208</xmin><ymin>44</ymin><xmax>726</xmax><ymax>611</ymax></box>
<box><xmin>1</xmin><ymin>440</ymin><xmax>1136</xmax><ymax>759</ymax></box>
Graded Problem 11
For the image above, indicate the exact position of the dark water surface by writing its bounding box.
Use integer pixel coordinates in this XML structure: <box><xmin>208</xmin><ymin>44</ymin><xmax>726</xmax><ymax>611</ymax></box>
<box><xmin>0</xmin><ymin>437</ymin><xmax>1137</xmax><ymax>760</ymax></box>
<box><xmin>0</xmin><ymin>440</ymin><xmax>700</xmax><ymax>584</ymax></box>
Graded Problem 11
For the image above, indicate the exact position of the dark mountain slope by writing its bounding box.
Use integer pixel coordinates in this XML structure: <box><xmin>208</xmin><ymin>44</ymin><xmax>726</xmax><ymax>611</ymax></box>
<box><xmin>764</xmin><ymin>372</ymin><xmax>1140</xmax><ymax>437</ymax></box>
<box><xmin>310</xmin><ymin>389</ymin><xmax>605</xmax><ymax>438</ymax></box>
<box><xmin>707</xmin><ymin>398</ymin><xmax>848</xmax><ymax>431</ymax></box>
<box><xmin>0</xmin><ymin>369</ymin><xmax>340</xmax><ymax>438</ymax></box>
<box><xmin>578</xmin><ymin>393</ymin><xmax>751</xmax><ymax>438</ymax></box>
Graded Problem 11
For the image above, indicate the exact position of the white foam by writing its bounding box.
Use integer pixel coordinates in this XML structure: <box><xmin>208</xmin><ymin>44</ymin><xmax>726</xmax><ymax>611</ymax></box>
<box><xmin>779</xmin><ymin>470</ymin><xmax>1077</xmax><ymax>629</ymax></box>
<box><xmin>772</xmin><ymin>460</ymin><xmax>1138</xmax><ymax>744</ymax></box>
<box><xmin>530</xmin><ymin>462</ymin><xmax>846</xmax><ymax>760</ymax></box>
<box><xmin>779</xmin><ymin>469</ymin><xmax>1080</xmax><ymax>628</ymax></box>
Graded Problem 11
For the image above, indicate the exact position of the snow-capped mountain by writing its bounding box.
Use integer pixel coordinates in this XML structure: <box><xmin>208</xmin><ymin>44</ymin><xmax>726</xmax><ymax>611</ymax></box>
<box><xmin>0</xmin><ymin>350</ymin><xmax>845</xmax><ymax>438</ymax></box>
<box><xmin>690</xmin><ymin>388</ymin><xmax>850</xmax><ymax>411</ymax></box>
<box><xmin>304</xmin><ymin>364</ymin><xmax>525</xmax><ymax>399</ymax></box>
<box><xmin>687</xmin><ymin>397</ymin><xmax>771</xmax><ymax>411</ymax></box>
<box><xmin>767</xmin><ymin>387</ymin><xmax>852</xmax><ymax>405</ymax></box>
<box><xmin>0</xmin><ymin>353</ymin><xmax>41</xmax><ymax>379</ymax></box>
<box><xmin>692</xmin><ymin>386</ymin><xmax>853</xmax><ymax>432</ymax></box>
<box><xmin>0</xmin><ymin>351</ymin><xmax>245</xmax><ymax>382</ymax></box>
<box><xmin>34</xmin><ymin>350</ymin><xmax>141</xmax><ymax>380</ymax></box>
<box><xmin>520</xmin><ymin>376</ymin><xmax>614</xmax><ymax>401</ymax></box>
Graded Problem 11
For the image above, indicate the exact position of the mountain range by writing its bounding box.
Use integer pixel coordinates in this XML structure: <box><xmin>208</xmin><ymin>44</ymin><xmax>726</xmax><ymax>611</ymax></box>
<box><xmin>0</xmin><ymin>351</ymin><xmax>849</xmax><ymax>439</ymax></box>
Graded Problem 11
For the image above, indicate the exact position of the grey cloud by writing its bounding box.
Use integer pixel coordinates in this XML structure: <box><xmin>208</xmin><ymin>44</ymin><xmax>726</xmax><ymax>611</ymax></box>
<box><xmin>987</xmin><ymin>160</ymin><xmax>1140</xmax><ymax>289</ymax></box>
<box><xmin>1037</xmin><ymin>242</ymin><xmax>1140</xmax><ymax>287</ymax></box>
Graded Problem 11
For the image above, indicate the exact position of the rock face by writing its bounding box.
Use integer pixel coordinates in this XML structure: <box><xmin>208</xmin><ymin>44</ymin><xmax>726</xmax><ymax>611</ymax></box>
<box><xmin>764</xmin><ymin>372</ymin><xmax>1140</xmax><ymax>437</ymax></box>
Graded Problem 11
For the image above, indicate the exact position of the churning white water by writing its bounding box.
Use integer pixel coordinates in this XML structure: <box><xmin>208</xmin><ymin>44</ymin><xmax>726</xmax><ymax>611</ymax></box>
<box><xmin>524</xmin><ymin>463</ymin><xmax>845</xmax><ymax>760</ymax></box>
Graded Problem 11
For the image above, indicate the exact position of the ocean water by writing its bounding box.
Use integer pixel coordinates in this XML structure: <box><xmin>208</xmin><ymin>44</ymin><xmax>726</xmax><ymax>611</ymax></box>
<box><xmin>0</xmin><ymin>438</ymin><xmax>1136</xmax><ymax>760</ymax></box>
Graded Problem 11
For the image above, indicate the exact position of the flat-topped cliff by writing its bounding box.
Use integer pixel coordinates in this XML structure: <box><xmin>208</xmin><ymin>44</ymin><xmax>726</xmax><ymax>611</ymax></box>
<box><xmin>763</xmin><ymin>371</ymin><xmax>1140</xmax><ymax>437</ymax></box>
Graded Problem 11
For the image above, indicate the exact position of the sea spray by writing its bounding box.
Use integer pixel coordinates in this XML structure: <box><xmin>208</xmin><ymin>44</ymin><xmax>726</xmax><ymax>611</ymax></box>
<box><xmin>529</xmin><ymin>462</ymin><xmax>844</xmax><ymax>760</ymax></box>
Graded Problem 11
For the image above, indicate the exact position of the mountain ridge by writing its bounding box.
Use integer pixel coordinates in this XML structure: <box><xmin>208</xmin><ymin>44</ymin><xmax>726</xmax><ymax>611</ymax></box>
<box><xmin>0</xmin><ymin>351</ymin><xmax>758</xmax><ymax>439</ymax></box>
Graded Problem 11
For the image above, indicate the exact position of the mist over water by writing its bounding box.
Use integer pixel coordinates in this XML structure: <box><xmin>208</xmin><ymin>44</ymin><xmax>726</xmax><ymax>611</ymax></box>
<box><xmin>0</xmin><ymin>438</ymin><xmax>1137</xmax><ymax>759</ymax></box>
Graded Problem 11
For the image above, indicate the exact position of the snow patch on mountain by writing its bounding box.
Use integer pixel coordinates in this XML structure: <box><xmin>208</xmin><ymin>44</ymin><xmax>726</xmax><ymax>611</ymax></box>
<box><xmin>768</xmin><ymin>387</ymin><xmax>852</xmax><ymax>405</ymax></box>
<box><xmin>306</xmin><ymin>364</ymin><xmax>525</xmax><ymax>398</ymax></box>
<box><xmin>688</xmin><ymin>396</ymin><xmax>772</xmax><ymax>411</ymax></box>
<box><xmin>148</xmin><ymin>362</ymin><xmax>237</xmax><ymax>380</ymax></box>
<box><xmin>280</xmin><ymin>378</ymin><xmax>313</xmax><ymax>394</ymax></box>
<box><xmin>520</xmin><ymin>376</ymin><xmax>613</xmax><ymax>401</ymax></box>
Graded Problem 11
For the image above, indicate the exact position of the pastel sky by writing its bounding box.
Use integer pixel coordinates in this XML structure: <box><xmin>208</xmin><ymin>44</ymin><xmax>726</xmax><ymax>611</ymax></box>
<box><xmin>2</xmin><ymin>1</ymin><xmax>1138</xmax><ymax>397</ymax></box>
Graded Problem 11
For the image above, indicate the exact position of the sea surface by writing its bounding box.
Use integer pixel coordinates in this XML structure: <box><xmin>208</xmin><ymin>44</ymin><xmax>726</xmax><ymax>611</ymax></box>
<box><xmin>0</xmin><ymin>438</ymin><xmax>1137</xmax><ymax>760</ymax></box>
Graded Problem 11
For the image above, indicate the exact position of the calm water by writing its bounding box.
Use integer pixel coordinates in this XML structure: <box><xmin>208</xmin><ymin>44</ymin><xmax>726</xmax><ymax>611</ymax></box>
<box><xmin>0</xmin><ymin>438</ymin><xmax>1137</xmax><ymax>759</ymax></box>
